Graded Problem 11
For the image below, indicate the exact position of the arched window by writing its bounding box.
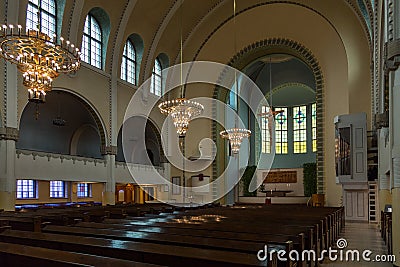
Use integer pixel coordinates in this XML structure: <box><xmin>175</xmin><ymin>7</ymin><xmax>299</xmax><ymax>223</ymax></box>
<box><xmin>26</xmin><ymin>0</ymin><xmax>56</xmax><ymax>37</ymax></box>
<box><xmin>261</xmin><ymin>106</ymin><xmax>271</xmax><ymax>154</ymax></box>
<box><xmin>82</xmin><ymin>14</ymin><xmax>102</xmax><ymax>68</ymax></box>
<box><xmin>293</xmin><ymin>105</ymin><xmax>307</xmax><ymax>154</ymax></box>
<box><xmin>121</xmin><ymin>40</ymin><xmax>137</xmax><ymax>85</ymax></box>
<box><xmin>275</xmin><ymin>107</ymin><xmax>288</xmax><ymax>154</ymax></box>
<box><xmin>312</xmin><ymin>103</ymin><xmax>317</xmax><ymax>152</ymax></box>
<box><xmin>150</xmin><ymin>58</ymin><xmax>162</xmax><ymax>96</ymax></box>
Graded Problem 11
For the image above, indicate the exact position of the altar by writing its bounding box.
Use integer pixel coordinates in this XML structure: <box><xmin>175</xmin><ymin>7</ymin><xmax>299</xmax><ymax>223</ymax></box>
<box><xmin>262</xmin><ymin>190</ymin><xmax>294</xmax><ymax>197</ymax></box>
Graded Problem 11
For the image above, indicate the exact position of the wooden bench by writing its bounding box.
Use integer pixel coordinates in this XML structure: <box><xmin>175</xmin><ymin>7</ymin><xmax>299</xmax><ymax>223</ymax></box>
<box><xmin>0</xmin><ymin>229</ymin><xmax>275</xmax><ymax>267</ymax></box>
<box><xmin>0</xmin><ymin>241</ymin><xmax>161</xmax><ymax>267</ymax></box>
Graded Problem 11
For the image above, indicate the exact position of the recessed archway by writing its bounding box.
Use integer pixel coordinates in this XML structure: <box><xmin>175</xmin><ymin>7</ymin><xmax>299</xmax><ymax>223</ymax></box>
<box><xmin>17</xmin><ymin>90</ymin><xmax>106</xmax><ymax>159</ymax></box>
<box><xmin>213</xmin><ymin>38</ymin><xmax>324</xmax><ymax>194</ymax></box>
<box><xmin>116</xmin><ymin>117</ymin><xmax>163</xmax><ymax>166</ymax></box>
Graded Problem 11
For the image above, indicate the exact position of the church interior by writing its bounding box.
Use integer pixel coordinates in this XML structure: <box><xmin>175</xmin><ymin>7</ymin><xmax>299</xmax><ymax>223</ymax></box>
<box><xmin>0</xmin><ymin>0</ymin><xmax>398</xmax><ymax>266</ymax></box>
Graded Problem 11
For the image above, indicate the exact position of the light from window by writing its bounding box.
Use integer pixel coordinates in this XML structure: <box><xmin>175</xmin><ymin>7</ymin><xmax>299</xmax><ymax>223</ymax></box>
<box><xmin>150</xmin><ymin>59</ymin><xmax>162</xmax><ymax>96</ymax></box>
<box><xmin>275</xmin><ymin>107</ymin><xmax>288</xmax><ymax>154</ymax></box>
<box><xmin>121</xmin><ymin>40</ymin><xmax>137</xmax><ymax>85</ymax></box>
<box><xmin>293</xmin><ymin>105</ymin><xmax>307</xmax><ymax>154</ymax></box>
<box><xmin>77</xmin><ymin>183</ymin><xmax>92</xmax><ymax>198</ymax></box>
<box><xmin>82</xmin><ymin>14</ymin><xmax>102</xmax><ymax>68</ymax></box>
<box><xmin>16</xmin><ymin>180</ymin><xmax>37</xmax><ymax>199</ymax></box>
<box><xmin>312</xmin><ymin>103</ymin><xmax>317</xmax><ymax>152</ymax></box>
<box><xmin>261</xmin><ymin>106</ymin><xmax>271</xmax><ymax>153</ymax></box>
<box><xmin>50</xmin><ymin>180</ymin><xmax>66</xmax><ymax>198</ymax></box>
<box><xmin>27</xmin><ymin>0</ymin><xmax>56</xmax><ymax>37</ymax></box>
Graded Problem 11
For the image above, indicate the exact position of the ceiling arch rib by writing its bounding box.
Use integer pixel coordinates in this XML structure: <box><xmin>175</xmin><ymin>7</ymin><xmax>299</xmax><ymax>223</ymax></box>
<box><xmin>143</xmin><ymin>0</ymin><xmax>182</xmax><ymax>82</ymax></box>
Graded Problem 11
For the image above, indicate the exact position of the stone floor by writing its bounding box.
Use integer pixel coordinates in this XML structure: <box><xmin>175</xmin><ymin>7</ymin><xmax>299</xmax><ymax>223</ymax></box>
<box><xmin>321</xmin><ymin>222</ymin><xmax>394</xmax><ymax>266</ymax></box>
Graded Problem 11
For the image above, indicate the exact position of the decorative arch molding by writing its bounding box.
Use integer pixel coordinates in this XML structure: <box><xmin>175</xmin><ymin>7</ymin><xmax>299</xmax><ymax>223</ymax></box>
<box><xmin>212</xmin><ymin>38</ymin><xmax>325</xmax><ymax>194</ymax></box>
<box><xmin>142</xmin><ymin>0</ymin><xmax>180</xmax><ymax>84</ymax></box>
<box><xmin>264</xmin><ymin>82</ymin><xmax>315</xmax><ymax>100</ymax></box>
<box><xmin>191</xmin><ymin>1</ymin><xmax>345</xmax><ymax>62</ymax></box>
<box><xmin>108</xmin><ymin>0</ymin><xmax>131</xmax><ymax>75</ymax></box>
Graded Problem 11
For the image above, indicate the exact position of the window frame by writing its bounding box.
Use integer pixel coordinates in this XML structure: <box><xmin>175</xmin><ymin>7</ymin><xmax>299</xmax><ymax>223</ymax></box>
<box><xmin>150</xmin><ymin>58</ymin><xmax>162</xmax><ymax>96</ymax></box>
<box><xmin>312</xmin><ymin>103</ymin><xmax>317</xmax><ymax>152</ymax></box>
<box><xmin>293</xmin><ymin>105</ymin><xmax>308</xmax><ymax>154</ymax></box>
<box><xmin>76</xmin><ymin>183</ymin><xmax>92</xmax><ymax>198</ymax></box>
<box><xmin>82</xmin><ymin>14</ymin><xmax>103</xmax><ymax>69</ymax></box>
<box><xmin>261</xmin><ymin>106</ymin><xmax>271</xmax><ymax>154</ymax></box>
<box><xmin>275</xmin><ymin>107</ymin><xmax>288</xmax><ymax>154</ymax></box>
<box><xmin>121</xmin><ymin>39</ymin><xmax>137</xmax><ymax>85</ymax></box>
<box><xmin>26</xmin><ymin>0</ymin><xmax>57</xmax><ymax>37</ymax></box>
<box><xmin>49</xmin><ymin>180</ymin><xmax>67</xmax><ymax>198</ymax></box>
<box><xmin>16</xmin><ymin>179</ymin><xmax>38</xmax><ymax>199</ymax></box>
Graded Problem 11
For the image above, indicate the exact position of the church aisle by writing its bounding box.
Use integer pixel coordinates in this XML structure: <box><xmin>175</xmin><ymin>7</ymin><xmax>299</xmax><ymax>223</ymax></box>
<box><xmin>321</xmin><ymin>222</ymin><xmax>393</xmax><ymax>266</ymax></box>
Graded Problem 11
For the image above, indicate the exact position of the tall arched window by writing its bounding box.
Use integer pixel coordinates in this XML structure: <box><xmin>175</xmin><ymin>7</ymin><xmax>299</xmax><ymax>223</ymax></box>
<box><xmin>150</xmin><ymin>58</ymin><xmax>162</xmax><ymax>96</ymax></box>
<box><xmin>82</xmin><ymin>14</ymin><xmax>102</xmax><ymax>68</ymax></box>
<box><xmin>121</xmin><ymin>40</ymin><xmax>137</xmax><ymax>85</ymax></box>
<box><xmin>261</xmin><ymin>106</ymin><xmax>271</xmax><ymax>153</ymax></box>
<box><xmin>312</xmin><ymin>103</ymin><xmax>317</xmax><ymax>152</ymax></box>
<box><xmin>293</xmin><ymin>105</ymin><xmax>307</xmax><ymax>154</ymax></box>
<box><xmin>26</xmin><ymin>0</ymin><xmax>56</xmax><ymax>37</ymax></box>
<box><xmin>275</xmin><ymin>107</ymin><xmax>288</xmax><ymax>154</ymax></box>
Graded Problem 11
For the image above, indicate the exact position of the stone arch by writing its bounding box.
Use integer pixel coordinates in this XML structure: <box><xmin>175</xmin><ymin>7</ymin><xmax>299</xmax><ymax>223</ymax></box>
<box><xmin>53</xmin><ymin>88</ymin><xmax>108</xmax><ymax>148</ymax></box>
<box><xmin>213</xmin><ymin>38</ymin><xmax>325</xmax><ymax>194</ymax></box>
<box><xmin>116</xmin><ymin>116</ymin><xmax>164</xmax><ymax>165</ymax></box>
<box><xmin>18</xmin><ymin>89</ymin><xmax>108</xmax><ymax>155</ymax></box>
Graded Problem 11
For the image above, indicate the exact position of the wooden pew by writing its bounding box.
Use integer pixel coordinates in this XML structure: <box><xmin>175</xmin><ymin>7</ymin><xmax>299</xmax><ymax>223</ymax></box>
<box><xmin>0</xmin><ymin>241</ymin><xmax>161</xmax><ymax>267</ymax></box>
<box><xmin>0</xmin><ymin>229</ymin><xmax>275</xmax><ymax>267</ymax></box>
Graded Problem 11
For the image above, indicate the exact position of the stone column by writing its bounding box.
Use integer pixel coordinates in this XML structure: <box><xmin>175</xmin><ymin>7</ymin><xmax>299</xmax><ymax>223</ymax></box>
<box><xmin>390</xmin><ymin>68</ymin><xmax>400</xmax><ymax>266</ymax></box>
<box><xmin>378</xmin><ymin>128</ymin><xmax>391</xmax><ymax>214</ymax></box>
<box><xmin>0</xmin><ymin>128</ymin><xmax>18</xmax><ymax>211</ymax></box>
<box><xmin>102</xmin><ymin>146</ymin><xmax>117</xmax><ymax>205</ymax></box>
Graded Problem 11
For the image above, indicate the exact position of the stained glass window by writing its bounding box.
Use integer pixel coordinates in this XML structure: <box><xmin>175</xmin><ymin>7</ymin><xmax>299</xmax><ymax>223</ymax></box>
<box><xmin>293</xmin><ymin>105</ymin><xmax>307</xmax><ymax>153</ymax></box>
<box><xmin>312</xmin><ymin>103</ymin><xmax>317</xmax><ymax>152</ymax></box>
<box><xmin>275</xmin><ymin>107</ymin><xmax>288</xmax><ymax>154</ymax></box>
<box><xmin>77</xmin><ymin>183</ymin><xmax>92</xmax><ymax>198</ymax></box>
<box><xmin>150</xmin><ymin>58</ymin><xmax>162</xmax><ymax>96</ymax></box>
<box><xmin>261</xmin><ymin>106</ymin><xmax>271</xmax><ymax>153</ymax></box>
<box><xmin>27</xmin><ymin>0</ymin><xmax>56</xmax><ymax>37</ymax></box>
<box><xmin>82</xmin><ymin>14</ymin><xmax>102</xmax><ymax>68</ymax></box>
<box><xmin>121</xmin><ymin>40</ymin><xmax>137</xmax><ymax>85</ymax></box>
<box><xmin>16</xmin><ymin>180</ymin><xmax>37</xmax><ymax>199</ymax></box>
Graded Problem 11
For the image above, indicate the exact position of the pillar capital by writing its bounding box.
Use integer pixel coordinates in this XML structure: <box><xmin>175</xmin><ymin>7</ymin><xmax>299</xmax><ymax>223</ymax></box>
<box><xmin>0</xmin><ymin>127</ymin><xmax>19</xmax><ymax>141</ymax></box>
<box><xmin>101</xmin><ymin>145</ymin><xmax>117</xmax><ymax>155</ymax></box>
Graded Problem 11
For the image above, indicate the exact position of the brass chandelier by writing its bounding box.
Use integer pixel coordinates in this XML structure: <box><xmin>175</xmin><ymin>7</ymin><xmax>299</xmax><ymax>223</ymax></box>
<box><xmin>0</xmin><ymin>24</ymin><xmax>81</xmax><ymax>103</ymax></box>
<box><xmin>219</xmin><ymin>0</ymin><xmax>251</xmax><ymax>154</ymax></box>
<box><xmin>158</xmin><ymin>98</ymin><xmax>204</xmax><ymax>137</ymax></box>
<box><xmin>158</xmin><ymin>0</ymin><xmax>203</xmax><ymax>137</ymax></box>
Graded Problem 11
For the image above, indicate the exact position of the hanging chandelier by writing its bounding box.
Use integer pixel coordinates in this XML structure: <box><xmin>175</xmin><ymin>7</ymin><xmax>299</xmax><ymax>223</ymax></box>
<box><xmin>158</xmin><ymin>97</ymin><xmax>204</xmax><ymax>137</ymax></box>
<box><xmin>220</xmin><ymin>128</ymin><xmax>251</xmax><ymax>154</ymax></box>
<box><xmin>158</xmin><ymin>0</ymin><xmax>203</xmax><ymax>137</ymax></box>
<box><xmin>219</xmin><ymin>0</ymin><xmax>251</xmax><ymax>155</ymax></box>
<box><xmin>0</xmin><ymin>24</ymin><xmax>81</xmax><ymax>103</ymax></box>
